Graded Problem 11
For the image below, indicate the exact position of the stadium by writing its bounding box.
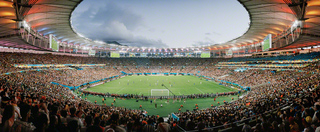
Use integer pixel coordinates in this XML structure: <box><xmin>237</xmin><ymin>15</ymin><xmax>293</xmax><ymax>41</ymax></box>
<box><xmin>0</xmin><ymin>0</ymin><xmax>320</xmax><ymax>132</ymax></box>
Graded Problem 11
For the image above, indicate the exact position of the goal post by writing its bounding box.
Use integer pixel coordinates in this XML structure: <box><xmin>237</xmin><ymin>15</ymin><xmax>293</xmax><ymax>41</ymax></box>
<box><xmin>151</xmin><ymin>89</ymin><xmax>170</xmax><ymax>96</ymax></box>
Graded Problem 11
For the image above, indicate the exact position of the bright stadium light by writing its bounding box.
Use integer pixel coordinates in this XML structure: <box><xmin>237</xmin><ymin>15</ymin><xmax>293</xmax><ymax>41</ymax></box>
<box><xmin>292</xmin><ymin>20</ymin><xmax>299</xmax><ymax>28</ymax></box>
<box><xmin>22</xmin><ymin>20</ymin><xmax>30</xmax><ymax>29</ymax></box>
<box><xmin>232</xmin><ymin>47</ymin><xmax>238</xmax><ymax>50</ymax></box>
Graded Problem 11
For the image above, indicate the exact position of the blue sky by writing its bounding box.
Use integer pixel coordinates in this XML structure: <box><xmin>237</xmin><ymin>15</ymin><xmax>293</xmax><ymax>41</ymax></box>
<box><xmin>71</xmin><ymin>0</ymin><xmax>249</xmax><ymax>48</ymax></box>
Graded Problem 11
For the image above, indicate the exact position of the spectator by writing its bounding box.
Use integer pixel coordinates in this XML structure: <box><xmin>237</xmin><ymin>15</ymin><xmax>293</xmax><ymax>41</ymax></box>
<box><xmin>142</xmin><ymin>119</ymin><xmax>155</xmax><ymax>132</ymax></box>
<box><xmin>105</xmin><ymin>113</ymin><xmax>126</xmax><ymax>132</ymax></box>
<box><xmin>12</xmin><ymin>103</ymin><xmax>36</xmax><ymax>132</ymax></box>
<box><xmin>81</xmin><ymin>115</ymin><xmax>93</xmax><ymax>132</ymax></box>
<box><xmin>242</xmin><ymin>120</ymin><xmax>251</xmax><ymax>132</ymax></box>
<box><xmin>46</xmin><ymin>115</ymin><xmax>59</xmax><ymax>132</ymax></box>
<box><xmin>67</xmin><ymin>107</ymin><xmax>82</xmax><ymax>129</ymax></box>
<box><xmin>34</xmin><ymin>112</ymin><xmax>49</xmax><ymax>132</ymax></box>
<box><xmin>156</xmin><ymin>117</ymin><xmax>170</xmax><ymax>132</ymax></box>
<box><xmin>0</xmin><ymin>105</ymin><xmax>15</xmax><ymax>132</ymax></box>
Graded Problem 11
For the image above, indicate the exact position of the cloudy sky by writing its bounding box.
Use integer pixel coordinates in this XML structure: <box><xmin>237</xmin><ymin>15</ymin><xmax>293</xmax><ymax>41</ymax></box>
<box><xmin>71</xmin><ymin>0</ymin><xmax>249</xmax><ymax>48</ymax></box>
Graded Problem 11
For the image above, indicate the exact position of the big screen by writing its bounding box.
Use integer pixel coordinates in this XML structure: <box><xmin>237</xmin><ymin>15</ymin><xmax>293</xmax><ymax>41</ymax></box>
<box><xmin>89</xmin><ymin>50</ymin><xmax>96</xmax><ymax>56</ymax></box>
<box><xmin>201</xmin><ymin>52</ymin><xmax>210</xmax><ymax>58</ymax></box>
<box><xmin>226</xmin><ymin>49</ymin><xmax>233</xmax><ymax>56</ymax></box>
<box><xmin>49</xmin><ymin>34</ymin><xmax>59</xmax><ymax>52</ymax></box>
<box><xmin>111</xmin><ymin>52</ymin><xmax>120</xmax><ymax>58</ymax></box>
<box><xmin>262</xmin><ymin>34</ymin><xmax>272</xmax><ymax>51</ymax></box>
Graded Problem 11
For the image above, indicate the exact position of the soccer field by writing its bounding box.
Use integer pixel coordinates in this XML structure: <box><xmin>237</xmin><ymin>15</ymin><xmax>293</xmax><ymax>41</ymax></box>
<box><xmin>84</xmin><ymin>75</ymin><xmax>237</xmax><ymax>96</ymax></box>
<box><xmin>81</xmin><ymin>75</ymin><xmax>239</xmax><ymax>117</ymax></box>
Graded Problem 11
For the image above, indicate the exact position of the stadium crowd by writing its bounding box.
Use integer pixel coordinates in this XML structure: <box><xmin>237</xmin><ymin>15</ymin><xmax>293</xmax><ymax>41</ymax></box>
<box><xmin>173</xmin><ymin>69</ymin><xmax>320</xmax><ymax>131</ymax></box>
<box><xmin>0</xmin><ymin>52</ymin><xmax>320</xmax><ymax>132</ymax></box>
<box><xmin>221</xmin><ymin>69</ymin><xmax>277</xmax><ymax>87</ymax></box>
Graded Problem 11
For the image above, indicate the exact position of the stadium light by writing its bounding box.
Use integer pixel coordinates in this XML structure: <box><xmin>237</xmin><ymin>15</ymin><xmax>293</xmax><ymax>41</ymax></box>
<box><xmin>232</xmin><ymin>47</ymin><xmax>238</xmax><ymax>51</ymax></box>
<box><xmin>22</xmin><ymin>20</ymin><xmax>30</xmax><ymax>29</ymax></box>
<box><xmin>292</xmin><ymin>20</ymin><xmax>299</xmax><ymax>28</ymax></box>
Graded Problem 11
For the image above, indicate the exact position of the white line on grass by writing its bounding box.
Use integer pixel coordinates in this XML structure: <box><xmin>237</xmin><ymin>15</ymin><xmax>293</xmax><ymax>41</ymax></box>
<box><xmin>195</xmin><ymin>87</ymin><xmax>205</xmax><ymax>94</ymax></box>
<box><xmin>116</xmin><ymin>88</ymin><xmax>125</xmax><ymax>93</ymax></box>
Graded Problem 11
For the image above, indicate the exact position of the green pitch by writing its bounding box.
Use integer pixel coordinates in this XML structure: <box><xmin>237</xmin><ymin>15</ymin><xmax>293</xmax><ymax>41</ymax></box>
<box><xmin>82</xmin><ymin>75</ymin><xmax>239</xmax><ymax>117</ymax></box>
<box><xmin>84</xmin><ymin>75</ymin><xmax>236</xmax><ymax>96</ymax></box>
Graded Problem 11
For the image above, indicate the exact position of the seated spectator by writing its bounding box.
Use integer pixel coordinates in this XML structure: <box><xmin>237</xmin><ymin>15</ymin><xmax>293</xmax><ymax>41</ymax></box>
<box><xmin>105</xmin><ymin>113</ymin><xmax>126</xmax><ymax>132</ymax></box>
<box><xmin>156</xmin><ymin>117</ymin><xmax>170</xmax><ymax>132</ymax></box>
<box><xmin>142</xmin><ymin>119</ymin><xmax>155</xmax><ymax>132</ymax></box>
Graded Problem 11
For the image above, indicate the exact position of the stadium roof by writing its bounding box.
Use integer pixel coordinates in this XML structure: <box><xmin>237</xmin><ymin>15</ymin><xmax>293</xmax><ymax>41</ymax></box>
<box><xmin>276</xmin><ymin>0</ymin><xmax>320</xmax><ymax>50</ymax></box>
<box><xmin>0</xmin><ymin>0</ymin><xmax>319</xmax><ymax>51</ymax></box>
<box><xmin>221</xmin><ymin>0</ymin><xmax>297</xmax><ymax>49</ymax></box>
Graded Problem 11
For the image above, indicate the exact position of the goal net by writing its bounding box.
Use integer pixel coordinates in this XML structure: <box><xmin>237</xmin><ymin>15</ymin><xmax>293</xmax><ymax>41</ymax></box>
<box><xmin>151</xmin><ymin>89</ymin><xmax>170</xmax><ymax>96</ymax></box>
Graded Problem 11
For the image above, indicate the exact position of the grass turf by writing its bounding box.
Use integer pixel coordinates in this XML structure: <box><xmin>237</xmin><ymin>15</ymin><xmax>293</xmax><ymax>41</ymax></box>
<box><xmin>81</xmin><ymin>75</ymin><xmax>239</xmax><ymax>117</ymax></box>
<box><xmin>84</xmin><ymin>75</ymin><xmax>236</xmax><ymax>96</ymax></box>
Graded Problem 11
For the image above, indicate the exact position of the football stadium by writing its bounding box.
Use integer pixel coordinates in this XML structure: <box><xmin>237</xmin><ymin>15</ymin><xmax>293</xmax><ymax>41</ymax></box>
<box><xmin>0</xmin><ymin>0</ymin><xmax>320</xmax><ymax>132</ymax></box>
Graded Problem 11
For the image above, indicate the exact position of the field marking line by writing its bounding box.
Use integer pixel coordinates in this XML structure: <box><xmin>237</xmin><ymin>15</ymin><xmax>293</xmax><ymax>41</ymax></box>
<box><xmin>179</xmin><ymin>92</ymin><xmax>181</xmax><ymax>95</ymax></box>
<box><xmin>195</xmin><ymin>87</ymin><xmax>205</xmax><ymax>94</ymax></box>
<box><xmin>210</xmin><ymin>81</ymin><xmax>235</xmax><ymax>91</ymax></box>
<box><xmin>139</xmin><ymin>92</ymin><xmax>141</xmax><ymax>95</ymax></box>
<box><xmin>116</xmin><ymin>87</ymin><xmax>125</xmax><ymax>93</ymax></box>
